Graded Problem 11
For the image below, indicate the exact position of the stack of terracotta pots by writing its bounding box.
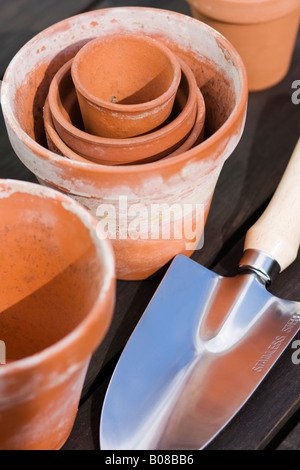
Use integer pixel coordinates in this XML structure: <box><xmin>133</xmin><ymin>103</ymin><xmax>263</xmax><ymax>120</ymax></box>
<box><xmin>1</xmin><ymin>7</ymin><xmax>248</xmax><ymax>281</ymax></box>
<box><xmin>44</xmin><ymin>33</ymin><xmax>206</xmax><ymax>165</ymax></box>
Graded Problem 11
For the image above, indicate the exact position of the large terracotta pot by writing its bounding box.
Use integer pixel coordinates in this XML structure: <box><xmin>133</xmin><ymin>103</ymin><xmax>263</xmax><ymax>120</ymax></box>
<box><xmin>0</xmin><ymin>179</ymin><xmax>115</xmax><ymax>450</ymax></box>
<box><xmin>1</xmin><ymin>7</ymin><xmax>248</xmax><ymax>280</ymax></box>
<box><xmin>186</xmin><ymin>0</ymin><xmax>300</xmax><ymax>91</ymax></box>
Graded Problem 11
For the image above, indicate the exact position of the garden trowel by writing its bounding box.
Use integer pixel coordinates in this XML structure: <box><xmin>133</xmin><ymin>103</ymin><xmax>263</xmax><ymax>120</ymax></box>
<box><xmin>100</xmin><ymin>139</ymin><xmax>300</xmax><ymax>450</ymax></box>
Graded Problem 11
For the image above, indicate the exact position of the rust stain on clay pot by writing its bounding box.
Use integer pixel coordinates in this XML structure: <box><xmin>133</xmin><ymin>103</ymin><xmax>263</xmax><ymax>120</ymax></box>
<box><xmin>187</xmin><ymin>0</ymin><xmax>300</xmax><ymax>91</ymax></box>
<box><xmin>0</xmin><ymin>179</ymin><xmax>115</xmax><ymax>450</ymax></box>
<box><xmin>1</xmin><ymin>8</ymin><xmax>248</xmax><ymax>280</ymax></box>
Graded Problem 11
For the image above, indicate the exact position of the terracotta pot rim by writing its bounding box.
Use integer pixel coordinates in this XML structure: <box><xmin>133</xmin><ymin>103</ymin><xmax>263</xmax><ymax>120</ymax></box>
<box><xmin>165</xmin><ymin>87</ymin><xmax>206</xmax><ymax>159</ymax></box>
<box><xmin>1</xmin><ymin>7</ymin><xmax>248</xmax><ymax>175</ymax></box>
<box><xmin>44</xmin><ymin>97</ymin><xmax>90</xmax><ymax>162</ymax></box>
<box><xmin>48</xmin><ymin>56</ymin><xmax>198</xmax><ymax>161</ymax></box>
<box><xmin>45</xmin><ymin>84</ymin><xmax>204</xmax><ymax>165</ymax></box>
<box><xmin>0</xmin><ymin>179</ymin><xmax>115</xmax><ymax>377</ymax></box>
<box><xmin>187</xmin><ymin>0</ymin><xmax>300</xmax><ymax>24</ymax></box>
<box><xmin>71</xmin><ymin>33</ymin><xmax>182</xmax><ymax>113</ymax></box>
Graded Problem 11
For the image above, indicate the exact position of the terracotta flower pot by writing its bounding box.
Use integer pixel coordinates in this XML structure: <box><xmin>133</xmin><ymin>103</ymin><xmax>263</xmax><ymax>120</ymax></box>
<box><xmin>71</xmin><ymin>33</ymin><xmax>181</xmax><ymax>138</ymax></box>
<box><xmin>0</xmin><ymin>179</ymin><xmax>115</xmax><ymax>449</ymax></box>
<box><xmin>48</xmin><ymin>57</ymin><xmax>199</xmax><ymax>165</ymax></box>
<box><xmin>186</xmin><ymin>0</ymin><xmax>300</xmax><ymax>91</ymax></box>
<box><xmin>1</xmin><ymin>7</ymin><xmax>248</xmax><ymax>281</ymax></box>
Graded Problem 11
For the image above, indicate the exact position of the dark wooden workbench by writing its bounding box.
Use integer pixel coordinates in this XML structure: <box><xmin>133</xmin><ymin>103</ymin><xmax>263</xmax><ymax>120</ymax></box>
<box><xmin>1</xmin><ymin>0</ymin><xmax>299</xmax><ymax>452</ymax></box>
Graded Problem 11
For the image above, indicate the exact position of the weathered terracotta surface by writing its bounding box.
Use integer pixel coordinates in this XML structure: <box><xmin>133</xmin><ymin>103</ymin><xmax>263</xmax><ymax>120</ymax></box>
<box><xmin>71</xmin><ymin>33</ymin><xmax>181</xmax><ymax>138</ymax></box>
<box><xmin>1</xmin><ymin>8</ymin><xmax>248</xmax><ymax>280</ymax></box>
<box><xmin>48</xmin><ymin>56</ymin><xmax>199</xmax><ymax>165</ymax></box>
<box><xmin>0</xmin><ymin>179</ymin><xmax>115</xmax><ymax>449</ymax></box>
<box><xmin>187</xmin><ymin>0</ymin><xmax>300</xmax><ymax>91</ymax></box>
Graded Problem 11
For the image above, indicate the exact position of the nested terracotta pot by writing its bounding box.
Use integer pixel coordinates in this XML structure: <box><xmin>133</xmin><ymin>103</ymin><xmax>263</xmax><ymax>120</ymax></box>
<box><xmin>47</xmin><ymin>56</ymin><xmax>199</xmax><ymax>165</ymax></box>
<box><xmin>1</xmin><ymin>7</ymin><xmax>248</xmax><ymax>280</ymax></box>
<box><xmin>71</xmin><ymin>33</ymin><xmax>181</xmax><ymax>138</ymax></box>
<box><xmin>165</xmin><ymin>88</ymin><xmax>206</xmax><ymax>159</ymax></box>
<box><xmin>186</xmin><ymin>0</ymin><xmax>300</xmax><ymax>91</ymax></box>
<box><xmin>0</xmin><ymin>179</ymin><xmax>115</xmax><ymax>450</ymax></box>
<box><xmin>43</xmin><ymin>97</ymin><xmax>88</xmax><ymax>163</ymax></box>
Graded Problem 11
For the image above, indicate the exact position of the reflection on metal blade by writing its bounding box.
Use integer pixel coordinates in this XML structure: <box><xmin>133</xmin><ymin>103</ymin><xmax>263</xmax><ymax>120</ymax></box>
<box><xmin>100</xmin><ymin>255</ymin><xmax>300</xmax><ymax>450</ymax></box>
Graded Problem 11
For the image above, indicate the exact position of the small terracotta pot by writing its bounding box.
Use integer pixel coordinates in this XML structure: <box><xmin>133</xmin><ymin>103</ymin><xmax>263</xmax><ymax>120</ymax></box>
<box><xmin>1</xmin><ymin>8</ymin><xmax>248</xmax><ymax>280</ymax></box>
<box><xmin>71</xmin><ymin>33</ymin><xmax>181</xmax><ymax>138</ymax></box>
<box><xmin>48</xmin><ymin>57</ymin><xmax>199</xmax><ymax>165</ymax></box>
<box><xmin>187</xmin><ymin>0</ymin><xmax>300</xmax><ymax>91</ymax></box>
<box><xmin>0</xmin><ymin>179</ymin><xmax>115</xmax><ymax>449</ymax></box>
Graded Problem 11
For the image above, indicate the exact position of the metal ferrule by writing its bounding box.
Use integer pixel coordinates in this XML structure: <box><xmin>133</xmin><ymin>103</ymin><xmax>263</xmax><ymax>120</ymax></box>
<box><xmin>238</xmin><ymin>249</ymin><xmax>281</xmax><ymax>285</ymax></box>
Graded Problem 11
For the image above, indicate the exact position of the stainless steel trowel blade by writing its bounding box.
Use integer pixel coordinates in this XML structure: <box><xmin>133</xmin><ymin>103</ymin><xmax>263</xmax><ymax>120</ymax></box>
<box><xmin>100</xmin><ymin>254</ymin><xmax>300</xmax><ymax>450</ymax></box>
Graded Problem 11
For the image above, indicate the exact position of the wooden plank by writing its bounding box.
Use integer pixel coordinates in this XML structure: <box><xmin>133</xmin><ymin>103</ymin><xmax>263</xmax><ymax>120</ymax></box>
<box><xmin>88</xmin><ymin>0</ymin><xmax>191</xmax><ymax>16</ymax></box>
<box><xmin>0</xmin><ymin>0</ymin><xmax>191</xmax><ymax>77</ymax></box>
<box><xmin>276</xmin><ymin>415</ymin><xmax>300</xmax><ymax>450</ymax></box>
<box><xmin>0</xmin><ymin>0</ymin><xmax>105</xmax><ymax>77</ymax></box>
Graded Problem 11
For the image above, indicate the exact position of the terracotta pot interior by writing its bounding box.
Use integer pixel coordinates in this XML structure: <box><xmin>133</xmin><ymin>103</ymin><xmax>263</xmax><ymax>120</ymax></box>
<box><xmin>57</xmin><ymin>63</ymin><xmax>85</xmax><ymax>130</ymax></box>
<box><xmin>13</xmin><ymin>37</ymin><xmax>236</xmax><ymax>155</ymax></box>
<box><xmin>0</xmin><ymin>191</ymin><xmax>103</xmax><ymax>362</ymax></box>
<box><xmin>73</xmin><ymin>35</ymin><xmax>177</xmax><ymax>105</ymax></box>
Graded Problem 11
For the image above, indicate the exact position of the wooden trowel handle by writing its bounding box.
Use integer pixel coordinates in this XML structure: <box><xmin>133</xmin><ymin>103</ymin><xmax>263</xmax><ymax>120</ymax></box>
<box><xmin>244</xmin><ymin>138</ymin><xmax>300</xmax><ymax>272</ymax></box>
